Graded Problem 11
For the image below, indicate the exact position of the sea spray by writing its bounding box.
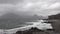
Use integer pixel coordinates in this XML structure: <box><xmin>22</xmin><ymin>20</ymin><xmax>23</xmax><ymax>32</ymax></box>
<box><xmin>0</xmin><ymin>20</ymin><xmax>53</xmax><ymax>34</ymax></box>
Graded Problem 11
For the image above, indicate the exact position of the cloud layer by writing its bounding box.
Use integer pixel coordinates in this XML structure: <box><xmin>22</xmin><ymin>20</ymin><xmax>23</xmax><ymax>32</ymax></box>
<box><xmin>0</xmin><ymin>0</ymin><xmax>60</xmax><ymax>16</ymax></box>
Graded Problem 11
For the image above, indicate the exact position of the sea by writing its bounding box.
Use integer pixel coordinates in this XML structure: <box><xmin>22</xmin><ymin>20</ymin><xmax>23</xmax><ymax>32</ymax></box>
<box><xmin>0</xmin><ymin>20</ymin><xmax>53</xmax><ymax>34</ymax></box>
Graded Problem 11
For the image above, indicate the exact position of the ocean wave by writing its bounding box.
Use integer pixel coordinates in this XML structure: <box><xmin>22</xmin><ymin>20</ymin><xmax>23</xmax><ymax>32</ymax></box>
<box><xmin>0</xmin><ymin>20</ymin><xmax>53</xmax><ymax>34</ymax></box>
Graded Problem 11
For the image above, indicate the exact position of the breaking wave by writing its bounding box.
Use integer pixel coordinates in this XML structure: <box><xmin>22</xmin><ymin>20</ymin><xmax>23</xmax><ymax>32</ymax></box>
<box><xmin>0</xmin><ymin>20</ymin><xmax>53</xmax><ymax>34</ymax></box>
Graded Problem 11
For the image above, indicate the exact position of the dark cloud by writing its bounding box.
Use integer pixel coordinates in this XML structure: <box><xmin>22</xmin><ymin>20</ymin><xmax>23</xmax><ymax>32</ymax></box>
<box><xmin>0</xmin><ymin>0</ymin><xmax>23</xmax><ymax>4</ymax></box>
<box><xmin>0</xmin><ymin>0</ymin><xmax>60</xmax><ymax>16</ymax></box>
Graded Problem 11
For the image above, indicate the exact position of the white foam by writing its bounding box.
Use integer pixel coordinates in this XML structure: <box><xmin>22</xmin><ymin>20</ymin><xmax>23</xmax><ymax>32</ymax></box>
<box><xmin>0</xmin><ymin>20</ymin><xmax>53</xmax><ymax>34</ymax></box>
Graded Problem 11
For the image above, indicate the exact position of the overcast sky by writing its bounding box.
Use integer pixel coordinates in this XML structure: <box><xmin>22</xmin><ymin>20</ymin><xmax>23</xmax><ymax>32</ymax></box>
<box><xmin>0</xmin><ymin>0</ymin><xmax>60</xmax><ymax>16</ymax></box>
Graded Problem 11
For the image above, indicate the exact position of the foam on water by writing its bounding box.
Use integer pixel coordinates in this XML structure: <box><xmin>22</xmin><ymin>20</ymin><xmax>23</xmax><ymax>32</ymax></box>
<box><xmin>0</xmin><ymin>20</ymin><xmax>53</xmax><ymax>34</ymax></box>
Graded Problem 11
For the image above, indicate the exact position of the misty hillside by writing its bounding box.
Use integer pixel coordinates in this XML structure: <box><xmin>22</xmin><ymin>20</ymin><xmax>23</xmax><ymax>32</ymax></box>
<box><xmin>48</xmin><ymin>13</ymin><xmax>60</xmax><ymax>20</ymax></box>
<box><xmin>0</xmin><ymin>13</ymin><xmax>46</xmax><ymax>29</ymax></box>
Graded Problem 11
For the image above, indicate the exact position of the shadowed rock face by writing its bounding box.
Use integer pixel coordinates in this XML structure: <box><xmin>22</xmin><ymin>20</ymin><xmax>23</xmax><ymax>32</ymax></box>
<box><xmin>15</xmin><ymin>30</ymin><xmax>32</xmax><ymax>34</ymax></box>
<box><xmin>48</xmin><ymin>13</ymin><xmax>60</xmax><ymax>20</ymax></box>
<box><xmin>51</xmin><ymin>20</ymin><xmax>60</xmax><ymax>33</ymax></box>
<box><xmin>15</xmin><ymin>27</ymin><xmax>55</xmax><ymax>34</ymax></box>
<box><xmin>48</xmin><ymin>13</ymin><xmax>60</xmax><ymax>33</ymax></box>
<box><xmin>16</xmin><ymin>30</ymin><xmax>32</xmax><ymax>34</ymax></box>
<box><xmin>15</xmin><ymin>27</ymin><xmax>45</xmax><ymax>34</ymax></box>
<box><xmin>48</xmin><ymin>20</ymin><xmax>60</xmax><ymax>33</ymax></box>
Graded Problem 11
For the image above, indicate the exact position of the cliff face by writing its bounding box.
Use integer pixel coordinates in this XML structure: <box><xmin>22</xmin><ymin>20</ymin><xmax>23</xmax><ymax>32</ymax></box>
<box><xmin>48</xmin><ymin>13</ymin><xmax>60</xmax><ymax>33</ymax></box>
<box><xmin>48</xmin><ymin>13</ymin><xmax>60</xmax><ymax>20</ymax></box>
